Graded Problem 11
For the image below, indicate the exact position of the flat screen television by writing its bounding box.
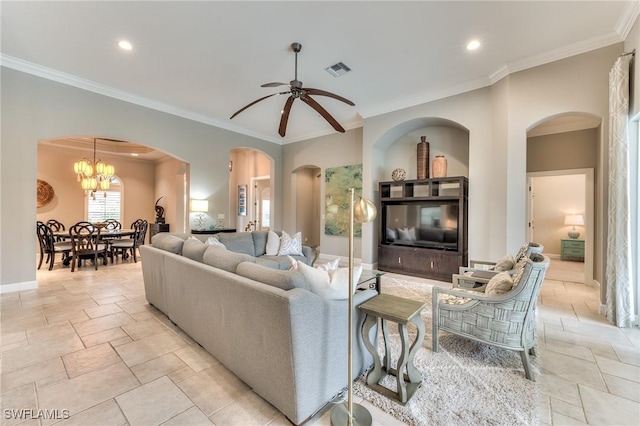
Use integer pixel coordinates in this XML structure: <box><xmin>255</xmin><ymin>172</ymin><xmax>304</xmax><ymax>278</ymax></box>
<box><xmin>382</xmin><ymin>201</ymin><xmax>459</xmax><ymax>251</ymax></box>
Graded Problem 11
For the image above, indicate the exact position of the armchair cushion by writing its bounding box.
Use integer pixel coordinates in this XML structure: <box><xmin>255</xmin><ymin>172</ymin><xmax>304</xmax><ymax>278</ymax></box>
<box><xmin>493</xmin><ymin>255</ymin><xmax>515</xmax><ymax>272</ymax></box>
<box><xmin>485</xmin><ymin>271</ymin><xmax>514</xmax><ymax>296</ymax></box>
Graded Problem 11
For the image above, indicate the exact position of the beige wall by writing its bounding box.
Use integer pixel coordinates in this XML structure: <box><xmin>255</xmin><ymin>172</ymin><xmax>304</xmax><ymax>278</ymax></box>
<box><xmin>37</xmin><ymin>144</ymin><xmax>157</xmax><ymax>228</ymax></box>
<box><xmin>1</xmin><ymin>68</ymin><xmax>282</xmax><ymax>290</ymax></box>
<box><xmin>527</xmin><ymin>128</ymin><xmax>598</xmax><ymax>172</ymax></box>
<box><xmin>282</xmin><ymin>128</ymin><xmax>363</xmax><ymax>258</ymax></box>
<box><xmin>531</xmin><ymin>175</ymin><xmax>586</xmax><ymax>254</ymax></box>
<box><xmin>154</xmin><ymin>157</ymin><xmax>188</xmax><ymax>233</ymax></box>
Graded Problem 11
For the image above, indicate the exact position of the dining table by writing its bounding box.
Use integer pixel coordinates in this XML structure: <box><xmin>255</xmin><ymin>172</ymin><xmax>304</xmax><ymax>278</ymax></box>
<box><xmin>53</xmin><ymin>228</ymin><xmax>135</xmax><ymax>266</ymax></box>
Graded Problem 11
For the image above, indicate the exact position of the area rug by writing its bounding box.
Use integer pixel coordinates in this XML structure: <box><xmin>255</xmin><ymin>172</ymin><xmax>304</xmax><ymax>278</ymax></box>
<box><xmin>353</xmin><ymin>275</ymin><xmax>539</xmax><ymax>426</ymax></box>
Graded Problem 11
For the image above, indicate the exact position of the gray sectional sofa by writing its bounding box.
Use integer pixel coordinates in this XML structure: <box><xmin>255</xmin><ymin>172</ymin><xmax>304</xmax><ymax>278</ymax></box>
<box><xmin>140</xmin><ymin>232</ymin><xmax>377</xmax><ymax>425</ymax></box>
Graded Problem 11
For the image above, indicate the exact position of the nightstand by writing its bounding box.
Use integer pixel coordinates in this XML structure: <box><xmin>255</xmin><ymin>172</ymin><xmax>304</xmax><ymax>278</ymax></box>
<box><xmin>561</xmin><ymin>239</ymin><xmax>584</xmax><ymax>262</ymax></box>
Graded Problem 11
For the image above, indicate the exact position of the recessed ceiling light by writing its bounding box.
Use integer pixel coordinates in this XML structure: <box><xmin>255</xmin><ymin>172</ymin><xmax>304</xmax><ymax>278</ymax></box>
<box><xmin>466</xmin><ymin>40</ymin><xmax>481</xmax><ymax>51</ymax></box>
<box><xmin>118</xmin><ymin>40</ymin><xmax>133</xmax><ymax>51</ymax></box>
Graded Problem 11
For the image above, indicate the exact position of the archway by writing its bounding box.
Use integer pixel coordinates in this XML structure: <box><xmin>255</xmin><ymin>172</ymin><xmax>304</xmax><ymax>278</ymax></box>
<box><xmin>229</xmin><ymin>147</ymin><xmax>274</xmax><ymax>232</ymax></box>
<box><xmin>526</xmin><ymin>112</ymin><xmax>601</xmax><ymax>286</ymax></box>
<box><xmin>291</xmin><ymin>165</ymin><xmax>321</xmax><ymax>247</ymax></box>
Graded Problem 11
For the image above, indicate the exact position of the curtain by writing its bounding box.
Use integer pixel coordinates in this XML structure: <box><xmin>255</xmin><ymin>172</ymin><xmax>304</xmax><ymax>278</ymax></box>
<box><xmin>606</xmin><ymin>54</ymin><xmax>634</xmax><ymax>328</ymax></box>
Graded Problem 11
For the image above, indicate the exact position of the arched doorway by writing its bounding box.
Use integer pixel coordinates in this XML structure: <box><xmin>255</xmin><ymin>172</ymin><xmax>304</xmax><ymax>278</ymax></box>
<box><xmin>229</xmin><ymin>147</ymin><xmax>274</xmax><ymax>232</ymax></box>
<box><xmin>526</xmin><ymin>113</ymin><xmax>601</xmax><ymax>285</ymax></box>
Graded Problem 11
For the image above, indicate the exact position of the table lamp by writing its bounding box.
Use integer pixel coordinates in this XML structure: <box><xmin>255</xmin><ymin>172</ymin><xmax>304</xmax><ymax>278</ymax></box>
<box><xmin>331</xmin><ymin>188</ymin><xmax>377</xmax><ymax>426</ymax></box>
<box><xmin>191</xmin><ymin>199</ymin><xmax>209</xmax><ymax>230</ymax></box>
<box><xmin>564</xmin><ymin>214</ymin><xmax>584</xmax><ymax>239</ymax></box>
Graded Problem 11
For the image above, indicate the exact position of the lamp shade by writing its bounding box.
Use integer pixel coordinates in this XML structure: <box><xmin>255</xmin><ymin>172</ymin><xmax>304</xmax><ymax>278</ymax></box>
<box><xmin>354</xmin><ymin>197</ymin><xmax>377</xmax><ymax>223</ymax></box>
<box><xmin>190</xmin><ymin>199</ymin><xmax>209</xmax><ymax>212</ymax></box>
<box><xmin>564</xmin><ymin>214</ymin><xmax>584</xmax><ymax>226</ymax></box>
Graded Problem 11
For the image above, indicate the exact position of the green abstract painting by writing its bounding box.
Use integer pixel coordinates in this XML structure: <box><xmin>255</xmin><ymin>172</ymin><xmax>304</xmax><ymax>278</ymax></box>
<box><xmin>324</xmin><ymin>164</ymin><xmax>363</xmax><ymax>237</ymax></box>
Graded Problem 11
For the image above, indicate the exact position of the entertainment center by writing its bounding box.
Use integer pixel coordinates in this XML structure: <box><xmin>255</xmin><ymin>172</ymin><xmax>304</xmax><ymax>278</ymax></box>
<box><xmin>378</xmin><ymin>176</ymin><xmax>468</xmax><ymax>281</ymax></box>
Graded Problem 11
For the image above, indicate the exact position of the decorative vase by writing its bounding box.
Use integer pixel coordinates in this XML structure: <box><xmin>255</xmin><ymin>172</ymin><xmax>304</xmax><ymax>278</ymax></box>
<box><xmin>417</xmin><ymin>136</ymin><xmax>429</xmax><ymax>180</ymax></box>
<box><xmin>391</xmin><ymin>168</ymin><xmax>406</xmax><ymax>181</ymax></box>
<box><xmin>432</xmin><ymin>155</ymin><xmax>447</xmax><ymax>177</ymax></box>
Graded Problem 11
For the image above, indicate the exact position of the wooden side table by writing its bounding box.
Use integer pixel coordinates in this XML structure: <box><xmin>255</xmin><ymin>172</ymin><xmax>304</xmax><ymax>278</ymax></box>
<box><xmin>359</xmin><ymin>294</ymin><xmax>425</xmax><ymax>405</ymax></box>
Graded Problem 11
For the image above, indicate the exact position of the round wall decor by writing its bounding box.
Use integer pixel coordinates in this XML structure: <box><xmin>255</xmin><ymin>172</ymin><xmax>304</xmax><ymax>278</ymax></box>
<box><xmin>391</xmin><ymin>168</ymin><xmax>406</xmax><ymax>181</ymax></box>
<box><xmin>37</xmin><ymin>179</ymin><xmax>55</xmax><ymax>207</ymax></box>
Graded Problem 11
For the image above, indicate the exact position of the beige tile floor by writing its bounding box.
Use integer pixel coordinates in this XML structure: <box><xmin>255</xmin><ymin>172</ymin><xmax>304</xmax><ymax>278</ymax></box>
<box><xmin>1</xmin><ymin>256</ymin><xmax>638</xmax><ymax>425</ymax></box>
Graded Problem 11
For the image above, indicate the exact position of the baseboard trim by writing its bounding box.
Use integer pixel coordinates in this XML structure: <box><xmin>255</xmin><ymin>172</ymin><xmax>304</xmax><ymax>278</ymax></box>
<box><xmin>0</xmin><ymin>280</ymin><xmax>38</xmax><ymax>294</ymax></box>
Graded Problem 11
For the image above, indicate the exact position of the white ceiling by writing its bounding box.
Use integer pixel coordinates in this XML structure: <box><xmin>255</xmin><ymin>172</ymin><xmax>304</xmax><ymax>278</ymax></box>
<box><xmin>2</xmin><ymin>1</ymin><xmax>638</xmax><ymax>144</ymax></box>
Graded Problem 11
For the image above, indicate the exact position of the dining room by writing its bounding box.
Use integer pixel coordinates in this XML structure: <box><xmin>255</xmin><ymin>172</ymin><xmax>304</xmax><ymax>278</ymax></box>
<box><xmin>36</xmin><ymin>137</ymin><xmax>187</xmax><ymax>271</ymax></box>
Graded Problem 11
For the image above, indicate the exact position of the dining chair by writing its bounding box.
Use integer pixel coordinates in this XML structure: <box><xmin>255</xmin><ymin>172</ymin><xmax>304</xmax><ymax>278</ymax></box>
<box><xmin>110</xmin><ymin>220</ymin><xmax>148</xmax><ymax>262</ymax></box>
<box><xmin>68</xmin><ymin>221</ymin><xmax>109</xmax><ymax>272</ymax></box>
<box><xmin>46</xmin><ymin>219</ymin><xmax>67</xmax><ymax>241</ymax></box>
<box><xmin>103</xmin><ymin>219</ymin><xmax>122</xmax><ymax>230</ymax></box>
<box><xmin>36</xmin><ymin>221</ymin><xmax>72</xmax><ymax>270</ymax></box>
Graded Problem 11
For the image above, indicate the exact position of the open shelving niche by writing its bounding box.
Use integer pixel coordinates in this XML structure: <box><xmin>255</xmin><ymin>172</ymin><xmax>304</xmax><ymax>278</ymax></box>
<box><xmin>378</xmin><ymin>176</ymin><xmax>468</xmax><ymax>281</ymax></box>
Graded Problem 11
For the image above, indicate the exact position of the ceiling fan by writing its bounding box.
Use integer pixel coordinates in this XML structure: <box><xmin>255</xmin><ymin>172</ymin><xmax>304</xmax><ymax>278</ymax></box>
<box><xmin>230</xmin><ymin>42</ymin><xmax>355</xmax><ymax>137</ymax></box>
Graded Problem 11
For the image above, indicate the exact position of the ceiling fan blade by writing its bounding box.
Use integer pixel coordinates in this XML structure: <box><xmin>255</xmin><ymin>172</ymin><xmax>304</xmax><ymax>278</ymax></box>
<box><xmin>300</xmin><ymin>94</ymin><xmax>345</xmax><ymax>133</ymax></box>
<box><xmin>261</xmin><ymin>82</ymin><xmax>289</xmax><ymax>88</ymax></box>
<box><xmin>304</xmin><ymin>88</ymin><xmax>355</xmax><ymax>106</ymax></box>
<box><xmin>279</xmin><ymin>96</ymin><xmax>295</xmax><ymax>137</ymax></box>
<box><xmin>230</xmin><ymin>91</ymin><xmax>289</xmax><ymax>119</ymax></box>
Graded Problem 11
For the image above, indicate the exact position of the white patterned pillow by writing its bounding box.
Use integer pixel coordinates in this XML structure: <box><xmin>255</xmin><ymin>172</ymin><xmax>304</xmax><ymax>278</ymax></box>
<box><xmin>297</xmin><ymin>260</ymin><xmax>362</xmax><ymax>300</ymax></box>
<box><xmin>278</xmin><ymin>231</ymin><xmax>303</xmax><ymax>256</ymax></box>
<box><xmin>206</xmin><ymin>236</ymin><xmax>226</xmax><ymax>249</ymax></box>
<box><xmin>266</xmin><ymin>229</ymin><xmax>280</xmax><ymax>255</ymax></box>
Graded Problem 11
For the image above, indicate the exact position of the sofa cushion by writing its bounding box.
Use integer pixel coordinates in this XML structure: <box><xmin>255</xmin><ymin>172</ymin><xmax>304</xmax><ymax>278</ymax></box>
<box><xmin>278</xmin><ymin>231</ymin><xmax>303</xmax><ymax>256</ymax></box>
<box><xmin>182</xmin><ymin>237</ymin><xmax>208</xmax><ymax>263</ymax></box>
<box><xmin>255</xmin><ymin>257</ymin><xmax>280</xmax><ymax>269</ymax></box>
<box><xmin>218</xmin><ymin>232</ymin><xmax>256</xmax><ymax>257</ymax></box>
<box><xmin>296</xmin><ymin>260</ymin><xmax>362</xmax><ymax>300</ymax></box>
<box><xmin>236</xmin><ymin>262</ymin><xmax>310</xmax><ymax>291</ymax></box>
<box><xmin>260</xmin><ymin>255</ymin><xmax>307</xmax><ymax>270</ymax></box>
<box><xmin>265</xmin><ymin>230</ymin><xmax>280</xmax><ymax>256</ymax></box>
<box><xmin>252</xmin><ymin>230</ymin><xmax>269</xmax><ymax>257</ymax></box>
<box><xmin>151</xmin><ymin>233</ymin><xmax>185</xmax><ymax>254</ymax></box>
<box><xmin>203</xmin><ymin>245</ymin><xmax>256</xmax><ymax>273</ymax></box>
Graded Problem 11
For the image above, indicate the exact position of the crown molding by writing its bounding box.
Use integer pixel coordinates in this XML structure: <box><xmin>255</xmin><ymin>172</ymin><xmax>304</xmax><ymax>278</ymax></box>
<box><xmin>0</xmin><ymin>54</ymin><xmax>283</xmax><ymax>145</ymax></box>
<box><xmin>504</xmin><ymin>32</ymin><xmax>624</xmax><ymax>77</ymax></box>
<box><xmin>282</xmin><ymin>117</ymin><xmax>364</xmax><ymax>144</ymax></box>
<box><xmin>358</xmin><ymin>75</ymin><xmax>492</xmax><ymax>120</ymax></box>
<box><xmin>616</xmin><ymin>0</ymin><xmax>640</xmax><ymax>40</ymax></box>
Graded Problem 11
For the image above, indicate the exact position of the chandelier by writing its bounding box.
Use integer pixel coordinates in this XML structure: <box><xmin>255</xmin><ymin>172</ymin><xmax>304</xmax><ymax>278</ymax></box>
<box><xmin>73</xmin><ymin>138</ymin><xmax>115</xmax><ymax>199</ymax></box>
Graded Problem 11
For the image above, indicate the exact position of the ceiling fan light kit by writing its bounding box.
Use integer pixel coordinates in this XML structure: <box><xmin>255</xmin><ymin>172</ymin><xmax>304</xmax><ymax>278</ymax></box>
<box><xmin>230</xmin><ymin>42</ymin><xmax>355</xmax><ymax>137</ymax></box>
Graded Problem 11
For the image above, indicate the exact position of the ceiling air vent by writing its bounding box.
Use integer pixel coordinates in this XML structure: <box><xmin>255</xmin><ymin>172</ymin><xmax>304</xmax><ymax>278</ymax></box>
<box><xmin>325</xmin><ymin>62</ymin><xmax>352</xmax><ymax>77</ymax></box>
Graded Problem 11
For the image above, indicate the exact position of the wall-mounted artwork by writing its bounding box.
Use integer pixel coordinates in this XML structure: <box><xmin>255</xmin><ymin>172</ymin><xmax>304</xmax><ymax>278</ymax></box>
<box><xmin>238</xmin><ymin>185</ymin><xmax>247</xmax><ymax>216</ymax></box>
<box><xmin>324</xmin><ymin>164</ymin><xmax>363</xmax><ymax>237</ymax></box>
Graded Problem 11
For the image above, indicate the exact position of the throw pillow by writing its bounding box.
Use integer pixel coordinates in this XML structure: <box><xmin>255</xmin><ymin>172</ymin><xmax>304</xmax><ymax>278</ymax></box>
<box><xmin>266</xmin><ymin>229</ymin><xmax>280</xmax><ymax>255</ymax></box>
<box><xmin>296</xmin><ymin>260</ymin><xmax>362</xmax><ymax>300</ymax></box>
<box><xmin>484</xmin><ymin>271</ymin><xmax>514</xmax><ymax>296</ymax></box>
<box><xmin>278</xmin><ymin>231</ymin><xmax>303</xmax><ymax>256</ymax></box>
<box><xmin>182</xmin><ymin>237</ymin><xmax>208</xmax><ymax>263</ymax></box>
<box><xmin>514</xmin><ymin>244</ymin><xmax>529</xmax><ymax>262</ymax></box>
<box><xmin>398</xmin><ymin>227</ymin><xmax>417</xmax><ymax>241</ymax></box>
<box><xmin>493</xmin><ymin>254</ymin><xmax>515</xmax><ymax>272</ymax></box>
<box><xmin>512</xmin><ymin>257</ymin><xmax>530</xmax><ymax>287</ymax></box>
<box><xmin>315</xmin><ymin>257</ymin><xmax>340</xmax><ymax>272</ymax></box>
<box><xmin>206</xmin><ymin>236</ymin><xmax>226</xmax><ymax>249</ymax></box>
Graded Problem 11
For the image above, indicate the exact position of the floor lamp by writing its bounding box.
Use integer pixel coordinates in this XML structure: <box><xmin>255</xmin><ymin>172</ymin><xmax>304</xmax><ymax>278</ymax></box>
<box><xmin>331</xmin><ymin>188</ymin><xmax>377</xmax><ymax>426</ymax></box>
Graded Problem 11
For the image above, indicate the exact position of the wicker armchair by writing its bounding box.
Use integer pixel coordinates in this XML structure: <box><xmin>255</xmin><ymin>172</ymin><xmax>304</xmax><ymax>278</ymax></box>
<box><xmin>432</xmin><ymin>253</ymin><xmax>550</xmax><ymax>380</ymax></box>
<box><xmin>455</xmin><ymin>242</ymin><xmax>544</xmax><ymax>291</ymax></box>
